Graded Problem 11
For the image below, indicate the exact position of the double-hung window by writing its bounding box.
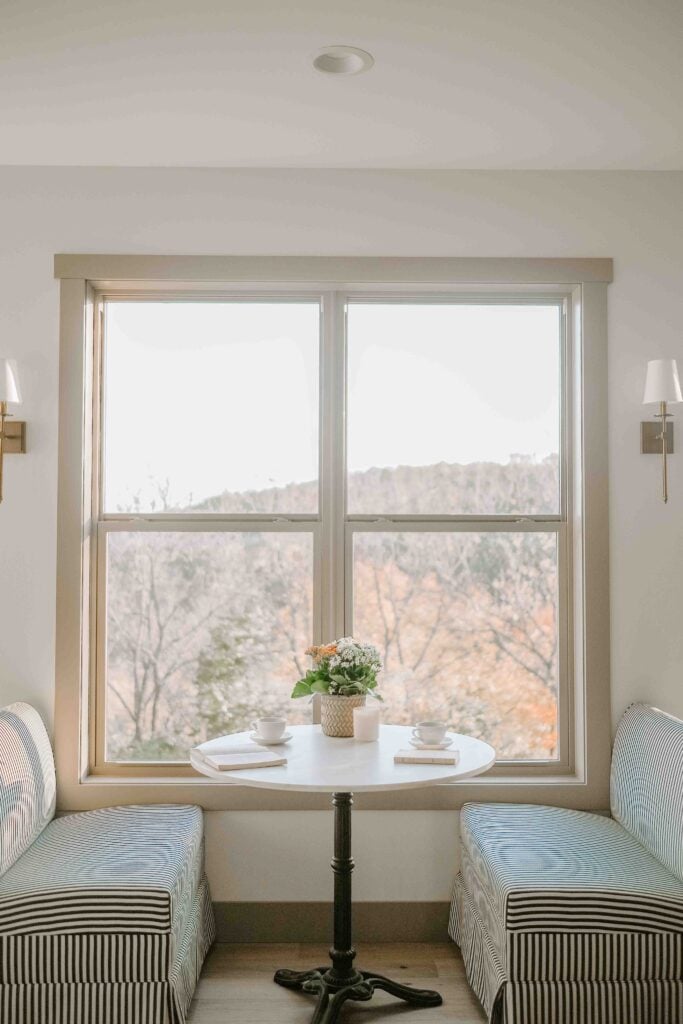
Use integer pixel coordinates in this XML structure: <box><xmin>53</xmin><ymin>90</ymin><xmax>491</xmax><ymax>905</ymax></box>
<box><xmin>53</xmin><ymin>255</ymin><xmax>612</xmax><ymax>798</ymax></box>
<box><xmin>92</xmin><ymin>291</ymin><xmax>569</xmax><ymax>770</ymax></box>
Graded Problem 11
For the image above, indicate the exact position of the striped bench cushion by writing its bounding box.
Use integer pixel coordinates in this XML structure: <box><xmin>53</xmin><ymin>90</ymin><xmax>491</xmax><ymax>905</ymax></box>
<box><xmin>461</xmin><ymin>803</ymin><xmax>683</xmax><ymax>946</ymax></box>
<box><xmin>0</xmin><ymin>703</ymin><xmax>56</xmax><ymax>877</ymax></box>
<box><xmin>0</xmin><ymin>805</ymin><xmax>203</xmax><ymax>937</ymax></box>
<box><xmin>611</xmin><ymin>702</ymin><xmax>683</xmax><ymax>881</ymax></box>
<box><xmin>0</xmin><ymin>877</ymin><xmax>215</xmax><ymax>1023</ymax></box>
<box><xmin>0</xmin><ymin>876</ymin><xmax>214</xmax><ymax>987</ymax></box>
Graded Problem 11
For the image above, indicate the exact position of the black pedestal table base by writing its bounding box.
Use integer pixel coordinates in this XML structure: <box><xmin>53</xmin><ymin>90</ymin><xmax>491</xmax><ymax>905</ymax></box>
<box><xmin>274</xmin><ymin>792</ymin><xmax>443</xmax><ymax>1022</ymax></box>
<box><xmin>274</xmin><ymin>967</ymin><xmax>443</xmax><ymax>1023</ymax></box>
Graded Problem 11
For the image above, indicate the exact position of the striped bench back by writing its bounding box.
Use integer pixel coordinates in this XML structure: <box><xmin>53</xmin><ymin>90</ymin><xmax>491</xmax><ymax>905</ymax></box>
<box><xmin>0</xmin><ymin>702</ymin><xmax>56</xmax><ymax>876</ymax></box>
<box><xmin>611</xmin><ymin>702</ymin><xmax>683</xmax><ymax>881</ymax></box>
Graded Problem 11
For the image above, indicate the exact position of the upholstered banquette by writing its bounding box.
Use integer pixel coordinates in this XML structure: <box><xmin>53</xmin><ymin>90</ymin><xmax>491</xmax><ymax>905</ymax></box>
<box><xmin>450</xmin><ymin>703</ymin><xmax>683</xmax><ymax>1023</ymax></box>
<box><xmin>0</xmin><ymin>702</ymin><xmax>215</xmax><ymax>1023</ymax></box>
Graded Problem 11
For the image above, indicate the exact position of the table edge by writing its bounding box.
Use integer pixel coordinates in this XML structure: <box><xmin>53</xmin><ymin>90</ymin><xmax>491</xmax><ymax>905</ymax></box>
<box><xmin>189</xmin><ymin>748</ymin><xmax>496</xmax><ymax>792</ymax></box>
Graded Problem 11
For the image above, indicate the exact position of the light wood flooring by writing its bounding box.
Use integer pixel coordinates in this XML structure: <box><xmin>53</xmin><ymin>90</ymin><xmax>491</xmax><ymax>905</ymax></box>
<box><xmin>188</xmin><ymin>943</ymin><xmax>487</xmax><ymax>1023</ymax></box>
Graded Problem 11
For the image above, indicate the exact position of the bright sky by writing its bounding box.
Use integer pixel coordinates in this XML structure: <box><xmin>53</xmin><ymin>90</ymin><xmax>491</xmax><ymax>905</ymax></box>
<box><xmin>103</xmin><ymin>301</ymin><xmax>560</xmax><ymax>511</ymax></box>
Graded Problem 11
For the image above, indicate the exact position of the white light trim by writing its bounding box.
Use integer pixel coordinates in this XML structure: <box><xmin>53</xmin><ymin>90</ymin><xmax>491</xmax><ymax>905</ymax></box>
<box><xmin>313</xmin><ymin>46</ymin><xmax>374</xmax><ymax>76</ymax></box>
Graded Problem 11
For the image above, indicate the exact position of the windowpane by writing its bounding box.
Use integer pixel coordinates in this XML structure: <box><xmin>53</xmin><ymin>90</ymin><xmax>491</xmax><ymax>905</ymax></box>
<box><xmin>103</xmin><ymin>301</ymin><xmax>319</xmax><ymax>513</ymax></box>
<box><xmin>347</xmin><ymin>303</ymin><xmax>560</xmax><ymax>514</ymax></box>
<box><xmin>352</xmin><ymin>530</ymin><xmax>559</xmax><ymax>760</ymax></box>
<box><xmin>104</xmin><ymin>530</ymin><xmax>314</xmax><ymax>762</ymax></box>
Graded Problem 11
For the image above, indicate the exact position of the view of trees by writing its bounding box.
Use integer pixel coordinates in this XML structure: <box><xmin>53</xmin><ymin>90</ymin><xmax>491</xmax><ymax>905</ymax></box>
<box><xmin>105</xmin><ymin>457</ymin><xmax>559</xmax><ymax>763</ymax></box>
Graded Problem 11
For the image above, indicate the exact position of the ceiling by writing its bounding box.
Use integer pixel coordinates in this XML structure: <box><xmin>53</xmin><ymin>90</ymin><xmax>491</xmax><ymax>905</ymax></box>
<box><xmin>1</xmin><ymin>0</ymin><xmax>681</xmax><ymax>169</ymax></box>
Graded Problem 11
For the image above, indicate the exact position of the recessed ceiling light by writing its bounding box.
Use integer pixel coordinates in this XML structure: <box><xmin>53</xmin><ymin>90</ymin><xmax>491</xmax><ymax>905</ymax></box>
<box><xmin>312</xmin><ymin>46</ymin><xmax>374</xmax><ymax>76</ymax></box>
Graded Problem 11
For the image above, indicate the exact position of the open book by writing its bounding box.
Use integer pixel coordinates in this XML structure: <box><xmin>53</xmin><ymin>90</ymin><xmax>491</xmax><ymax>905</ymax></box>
<box><xmin>193</xmin><ymin>740</ymin><xmax>287</xmax><ymax>772</ymax></box>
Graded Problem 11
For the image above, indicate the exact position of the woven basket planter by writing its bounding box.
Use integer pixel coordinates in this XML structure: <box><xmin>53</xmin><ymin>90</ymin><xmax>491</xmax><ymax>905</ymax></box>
<box><xmin>321</xmin><ymin>694</ymin><xmax>366</xmax><ymax>737</ymax></box>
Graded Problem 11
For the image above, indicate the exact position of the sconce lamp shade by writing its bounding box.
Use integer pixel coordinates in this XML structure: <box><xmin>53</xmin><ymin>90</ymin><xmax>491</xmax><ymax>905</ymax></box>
<box><xmin>643</xmin><ymin>358</ymin><xmax>683</xmax><ymax>405</ymax></box>
<box><xmin>0</xmin><ymin>359</ymin><xmax>21</xmax><ymax>404</ymax></box>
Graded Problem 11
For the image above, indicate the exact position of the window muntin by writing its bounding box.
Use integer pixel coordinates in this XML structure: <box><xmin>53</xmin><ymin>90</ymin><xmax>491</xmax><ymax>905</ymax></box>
<box><xmin>347</xmin><ymin>302</ymin><xmax>561</xmax><ymax>515</ymax></box>
<box><xmin>94</xmin><ymin>292</ymin><xmax>569</xmax><ymax>770</ymax></box>
<box><xmin>103</xmin><ymin>301</ymin><xmax>320</xmax><ymax>513</ymax></box>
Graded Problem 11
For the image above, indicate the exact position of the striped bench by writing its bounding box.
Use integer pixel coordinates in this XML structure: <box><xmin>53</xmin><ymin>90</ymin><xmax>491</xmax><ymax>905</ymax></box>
<box><xmin>450</xmin><ymin>703</ymin><xmax>683</xmax><ymax>1023</ymax></box>
<box><xmin>0</xmin><ymin>701</ymin><xmax>215</xmax><ymax>1023</ymax></box>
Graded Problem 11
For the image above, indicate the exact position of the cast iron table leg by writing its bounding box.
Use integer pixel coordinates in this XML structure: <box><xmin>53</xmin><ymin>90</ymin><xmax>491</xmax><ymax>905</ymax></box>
<box><xmin>274</xmin><ymin>792</ymin><xmax>443</xmax><ymax>1023</ymax></box>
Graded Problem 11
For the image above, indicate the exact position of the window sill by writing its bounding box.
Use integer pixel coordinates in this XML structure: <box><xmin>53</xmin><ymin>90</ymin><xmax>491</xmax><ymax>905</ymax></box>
<box><xmin>54</xmin><ymin>767</ymin><xmax>602</xmax><ymax>815</ymax></box>
<box><xmin>80</xmin><ymin>769</ymin><xmax>583</xmax><ymax>787</ymax></box>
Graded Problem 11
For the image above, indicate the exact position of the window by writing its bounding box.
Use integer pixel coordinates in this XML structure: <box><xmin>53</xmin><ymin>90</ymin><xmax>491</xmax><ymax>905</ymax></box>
<box><xmin>97</xmin><ymin>300</ymin><xmax>320</xmax><ymax>763</ymax></box>
<box><xmin>55</xmin><ymin>257</ymin><xmax>612</xmax><ymax>804</ymax></box>
<box><xmin>93</xmin><ymin>292</ymin><xmax>569</xmax><ymax>768</ymax></box>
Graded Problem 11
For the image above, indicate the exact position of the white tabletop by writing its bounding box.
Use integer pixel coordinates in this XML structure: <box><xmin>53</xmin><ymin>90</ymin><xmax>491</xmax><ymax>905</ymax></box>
<box><xmin>191</xmin><ymin>724</ymin><xmax>495</xmax><ymax>793</ymax></box>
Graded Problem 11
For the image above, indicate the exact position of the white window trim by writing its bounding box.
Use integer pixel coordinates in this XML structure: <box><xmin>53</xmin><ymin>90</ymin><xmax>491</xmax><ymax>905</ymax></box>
<box><xmin>54</xmin><ymin>256</ymin><xmax>612</xmax><ymax>812</ymax></box>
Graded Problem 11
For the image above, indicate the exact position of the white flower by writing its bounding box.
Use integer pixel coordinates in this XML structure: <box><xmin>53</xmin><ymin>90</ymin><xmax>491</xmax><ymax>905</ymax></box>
<box><xmin>328</xmin><ymin>636</ymin><xmax>382</xmax><ymax>673</ymax></box>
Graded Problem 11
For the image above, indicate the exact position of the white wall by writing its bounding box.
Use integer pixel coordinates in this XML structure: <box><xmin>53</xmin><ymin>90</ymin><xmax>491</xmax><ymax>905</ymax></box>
<box><xmin>205</xmin><ymin>811</ymin><xmax>458</xmax><ymax>901</ymax></box>
<box><xmin>1</xmin><ymin>168</ymin><xmax>682</xmax><ymax>901</ymax></box>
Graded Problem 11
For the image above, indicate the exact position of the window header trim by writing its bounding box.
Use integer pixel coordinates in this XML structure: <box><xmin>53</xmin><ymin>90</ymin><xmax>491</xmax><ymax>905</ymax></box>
<box><xmin>54</xmin><ymin>254</ymin><xmax>613</xmax><ymax>285</ymax></box>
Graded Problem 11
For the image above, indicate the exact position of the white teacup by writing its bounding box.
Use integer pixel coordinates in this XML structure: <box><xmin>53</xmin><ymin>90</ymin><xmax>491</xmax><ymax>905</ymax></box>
<box><xmin>252</xmin><ymin>717</ymin><xmax>287</xmax><ymax>743</ymax></box>
<box><xmin>412</xmin><ymin>721</ymin><xmax>448</xmax><ymax>745</ymax></box>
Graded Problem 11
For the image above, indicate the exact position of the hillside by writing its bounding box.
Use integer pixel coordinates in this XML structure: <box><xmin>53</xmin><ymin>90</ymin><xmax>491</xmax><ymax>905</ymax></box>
<box><xmin>193</xmin><ymin>455</ymin><xmax>558</xmax><ymax>516</ymax></box>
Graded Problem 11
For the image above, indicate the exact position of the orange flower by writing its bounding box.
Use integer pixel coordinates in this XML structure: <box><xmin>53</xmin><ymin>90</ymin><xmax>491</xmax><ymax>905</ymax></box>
<box><xmin>305</xmin><ymin>643</ymin><xmax>338</xmax><ymax>663</ymax></box>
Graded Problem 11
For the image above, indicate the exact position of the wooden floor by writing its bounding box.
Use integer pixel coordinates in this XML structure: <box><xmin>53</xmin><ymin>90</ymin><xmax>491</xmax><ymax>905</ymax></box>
<box><xmin>188</xmin><ymin>943</ymin><xmax>487</xmax><ymax>1023</ymax></box>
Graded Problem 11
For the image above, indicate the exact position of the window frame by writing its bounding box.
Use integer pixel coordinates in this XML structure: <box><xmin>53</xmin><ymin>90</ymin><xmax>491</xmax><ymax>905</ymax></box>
<box><xmin>54</xmin><ymin>256</ymin><xmax>612</xmax><ymax>812</ymax></box>
<box><xmin>93</xmin><ymin>290</ymin><xmax>570</xmax><ymax>775</ymax></box>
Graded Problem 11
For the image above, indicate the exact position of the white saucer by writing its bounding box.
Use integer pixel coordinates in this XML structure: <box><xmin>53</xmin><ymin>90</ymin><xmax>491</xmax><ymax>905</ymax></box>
<box><xmin>250</xmin><ymin>731</ymin><xmax>293</xmax><ymax>745</ymax></box>
<box><xmin>409</xmin><ymin>736</ymin><xmax>453</xmax><ymax>750</ymax></box>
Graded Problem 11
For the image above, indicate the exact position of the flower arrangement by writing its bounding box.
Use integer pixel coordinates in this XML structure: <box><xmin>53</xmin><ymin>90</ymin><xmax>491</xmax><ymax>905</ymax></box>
<box><xmin>291</xmin><ymin>637</ymin><xmax>383</xmax><ymax>700</ymax></box>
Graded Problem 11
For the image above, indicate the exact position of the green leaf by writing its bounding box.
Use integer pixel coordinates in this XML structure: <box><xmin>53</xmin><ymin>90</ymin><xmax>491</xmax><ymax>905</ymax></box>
<box><xmin>291</xmin><ymin>679</ymin><xmax>313</xmax><ymax>698</ymax></box>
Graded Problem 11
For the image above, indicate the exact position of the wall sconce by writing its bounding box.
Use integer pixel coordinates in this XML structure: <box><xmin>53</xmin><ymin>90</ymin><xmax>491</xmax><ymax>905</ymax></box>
<box><xmin>0</xmin><ymin>359</ymin><xmax>26</xmax><ymax>503</ymax></box>
<box><xmin>641</xmin><ymin>358</ymin><xmax>682</xmax><ymax>503</ymax></box>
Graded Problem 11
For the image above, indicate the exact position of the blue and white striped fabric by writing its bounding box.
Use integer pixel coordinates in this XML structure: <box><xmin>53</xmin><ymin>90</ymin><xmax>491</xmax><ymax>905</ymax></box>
<box><xmin>0</xmin><ymin>704</ymin><xmax>215</xmax><ymax>1023</ymax></box>
<box><xmin>0</xmin><ymin>703</ymin><xmax>56</xmax><ymax>877</ymax></box>
<box><xmin>611</xmin><ymin>702</ymin><xmax>683</xmax><ymax>881</ymax></box>
<box><xmin>450</xmin><ymin>704</ymin><xmax>683</xmax><ymax>1023</ymax></box>
<box><xmin>0</xmin><ymin>803</ymin><xmax>215</xmax><ymax>1022</ymax></box>
<box><xmin>0</xmin><ymin>804</ymin><xmax>205</xmax><ymax>936</ymax></box>
<box><xmin>461</xmin><ymin>803</ymin><xmax>683</xmax><ymax>941</ymax></box>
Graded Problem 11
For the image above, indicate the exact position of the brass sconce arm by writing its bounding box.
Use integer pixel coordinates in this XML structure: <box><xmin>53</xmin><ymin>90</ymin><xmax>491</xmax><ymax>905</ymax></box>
<box><xmin>657</xmin><ymin>399</ymin><xmax>671</xmax><ymax>504</ymax></box>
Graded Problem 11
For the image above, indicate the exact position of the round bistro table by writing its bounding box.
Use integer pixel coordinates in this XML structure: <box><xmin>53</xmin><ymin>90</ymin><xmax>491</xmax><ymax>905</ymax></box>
<box><xmin>191</xmin><ymin>723</ymin><xmax>495</xmax><ymax>1024</ymax></box>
